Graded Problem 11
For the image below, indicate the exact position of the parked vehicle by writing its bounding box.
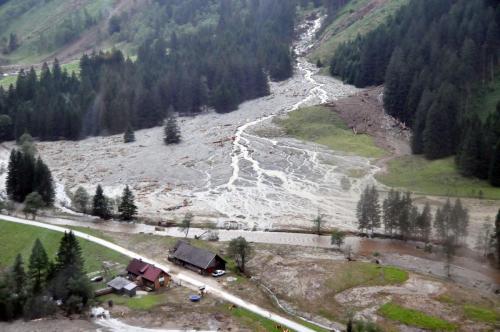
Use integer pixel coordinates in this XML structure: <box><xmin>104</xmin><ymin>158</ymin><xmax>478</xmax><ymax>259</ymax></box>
<box><xmin>212</xmin><ymin>270</ymin><xmax>225</xmax><ymax>277</ymax></box>
<box><xmin>90</xmin><ymin>276</ymin><xmax>103</xmax><ymax>282</ymax></box>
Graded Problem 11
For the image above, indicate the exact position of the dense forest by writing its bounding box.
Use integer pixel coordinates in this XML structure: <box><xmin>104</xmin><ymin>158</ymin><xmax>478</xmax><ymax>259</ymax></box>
<box><xmin>329</xmin><ymin>0</ymin><xmax>500</xmax><ymax>185</ymax></box>
<box><xmin>0</xmin><ymin>0</ymin><xmax>311</xmax><ymax>141</ymax></box>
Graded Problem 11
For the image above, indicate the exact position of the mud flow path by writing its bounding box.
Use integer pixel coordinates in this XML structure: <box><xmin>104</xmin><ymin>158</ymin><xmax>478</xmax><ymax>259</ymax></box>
<box><xmin>193</xmin><ymin>17</ymin><xmax>371</xmax><ymax>230</ymax></box>
<box><xmin>0</xmin><ymin>17</ymin><xmax>369</xmax><ymax>232</ymax></box>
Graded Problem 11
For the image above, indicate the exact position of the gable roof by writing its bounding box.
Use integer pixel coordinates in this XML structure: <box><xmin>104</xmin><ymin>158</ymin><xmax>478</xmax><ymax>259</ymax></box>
<box><xmin>142</xmin><ymin>265</ymin><xmax>164</xmax><ymax>283</ymax></box>
<box><xmin>126</xmin><ymin>258</ymin><xmax>166</xmax><ymax>282</ymax></box>
<box><xmin>172</xmin><ymin>241</ymin><xmax>225</xmax><ymax>270</ymax></box>
<box><xmin>127</xmin><ymin>258</ymin><xmax>146</xmax><ymax>276</ymax></box>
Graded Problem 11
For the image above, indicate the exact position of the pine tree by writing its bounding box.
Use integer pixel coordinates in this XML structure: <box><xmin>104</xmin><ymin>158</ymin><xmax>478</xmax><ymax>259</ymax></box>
<box><xmin>52</xmin><ymin>231</ymin><xmax>93</xmax><ymax>314</ymax></box>
<box><xmin>11</xmin><ymin>254</ymin><xmax>26</xmax><ymax>316</ymax></box>
<box><xmin>33</xmin><ymin>157</ymin><xmax>55</xmax><ymax>206</ymax></box>
<box><xmin>6</xmin><ymin>149</ymin><xmax>21</xmax><ymax>201</ymax></box>
<box><xmin>118</xmin><ymin>185</ymin><xmax>137</xmax><ymax>221</ymax></box>
<box><xmin>164</xmin><ymin>114</ymin><xmax>181</xmax><ymax>144</ymax></box>
<box><xmin>417</xmin><ymin>202</ymin><xmax>432</xmax><ymax>242</ymax></box>
<box><xmin>123</xmin><ymin>124</ymin><xmax>135</xmax><ymax>143</ymax></box>
<box><xmin>383</xmin><ymin>189</ymin><xmax>400</xmax><ymax>236</ymax></box>
<box><xmin>357</xmin><ymin>185</ymin><xmax>381</xmax><ymax>234</ymax></box>
<box><xmin>92</xmin><ymin>185</ymin><xmax>111</xmax><ymax>220</ymax></box>
<box><xmin>489</xmin><ymin>140</ymin><xmax>500</xmax><ymax>187</ymax></box>
<box><xmin>356</xmin><ymin>187</ymin><xmax>369</xmax><ymax>233</ymax></box>
<box><xmin>28</xmin><ymin>239</ymin><xmax>49</xmax><ymax>294</ymax></box>
<box><xmin>495</xmin><ymin>210</ymin><xmax>500</xmax><ymax>266</ymax></box>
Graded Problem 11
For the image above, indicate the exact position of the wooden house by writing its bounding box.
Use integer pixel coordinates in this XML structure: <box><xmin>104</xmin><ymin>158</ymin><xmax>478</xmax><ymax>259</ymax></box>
<box><xmin>169</xmin><ymin>241</ymin><xmax>226</xmax><ymax>275</ymax></box>
<box><xmin>126</xmin><ymin>258</ymin><xmax>170</xmax><ymax>290</ymax></box>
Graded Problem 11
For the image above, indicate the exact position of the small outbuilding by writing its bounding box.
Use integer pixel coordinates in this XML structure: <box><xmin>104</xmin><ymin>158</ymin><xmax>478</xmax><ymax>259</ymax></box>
<box><xmin>169</xmin><ymin>241</ymin><xmax>226</xmax><ymax>275</ymax></box>
<box><xmin>126</xmin><ymin>258</ymin><xmax>171</xmax><ymax>290</ymax></box>
<box><xmin>107</xmin><ymin>277</ymin><xmax>138</xmax><ymax>297</ymax></box>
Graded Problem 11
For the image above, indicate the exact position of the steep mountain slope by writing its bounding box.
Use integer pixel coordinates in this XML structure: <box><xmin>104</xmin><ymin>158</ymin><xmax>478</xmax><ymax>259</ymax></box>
<box><xmin>0</xmin><ymin>0</ymin><xmax>222</xmax><ymax>67</ymax></box>
<box><xmin>309</xmin><ymin>0</ymin><xmax>409</xmax><ymax>65</ymax></box>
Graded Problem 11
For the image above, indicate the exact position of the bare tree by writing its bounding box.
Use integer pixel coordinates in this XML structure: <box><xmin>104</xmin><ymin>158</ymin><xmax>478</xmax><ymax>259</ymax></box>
<box><xmin>312</xmin><ymin>212</ymin><xmax>325</xmax><ymax>235</ymax></box>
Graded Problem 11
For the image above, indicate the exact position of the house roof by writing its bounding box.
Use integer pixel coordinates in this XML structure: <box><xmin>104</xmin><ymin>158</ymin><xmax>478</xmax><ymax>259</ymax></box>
<box><xmin>172</xmin><ymin>241</ymin><xmax>225</xmax><ymax>270</ymax></box>
<box><xmin>107</xmin><ymin>277</ymin><xmax>136</xmax><ymax>291</ymax></box>
<box><xmin>142</xmin><ymin>265</ymin><xmax>164</xmax><ymax>283</ymax></box>
<box><xmin>126</xmin><ymin>258</ymin><xmax>146</xmax><ymax>276</ymax></box>
<box><xmin>126</xmin><ymin>258</ymin><xmax>167</xmax><ymax>282</ymax></box>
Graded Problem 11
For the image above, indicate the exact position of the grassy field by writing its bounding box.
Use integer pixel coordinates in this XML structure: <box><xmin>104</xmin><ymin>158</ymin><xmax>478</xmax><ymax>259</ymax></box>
<box><xmin>378</xmin><ymin>302</ymin><xmax>457</xmax><ymax>331</ymax></box>
<box><xmin>463</xmin><ymin>305</ymin><xmax>500</xmax><ymax>324</ymax></box>
<box><xmin>276</xmin><ymin>106</ymin><xmax>385</xmax><ymax>158</ymax></box>
<box><xmin>310</xmin><ymin>0</ymin><xmax>409</xmax><ymax>64</ymax></box>
<box><xmin>0</xmin><ymin>220</ymin><xmax>129</xmax><ymax>273</ymax></box>
<box><xmin>377</xmin><ymin>155</ymin><xmax>500</xmax><ymax>200</ymax></box>
<box><xmin>326</xmin><ymin>263</ymin><xmax>408</xmax><ymax>293</ymax></box>
<box><xmin>99</xmin><ymin>293</ymin><xmax>167</xmax><ymax>311</ymax></box>
<box><xmin>0</xmin><ymin>0</ymin><xmax>114</xmax><ymax>65</ymax></box>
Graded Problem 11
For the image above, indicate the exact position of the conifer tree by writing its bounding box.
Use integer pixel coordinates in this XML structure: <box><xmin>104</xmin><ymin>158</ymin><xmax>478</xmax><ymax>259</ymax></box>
<box><xmin>118</xmin><ymin>185</ymin><xmax>137</xmax><ymax>221</ymax></box>
<box><xmin>417</xmin><ymin>202</ymin><xmax>432</xmax><ymax>242</ymax></box>
<box><xmin>495</xmin><ymin>210</ymin><xmax>500</xmax><ymax>266</ymax></box>
<box><xmin>11</xmin><ymin>254</ymin><xmax>26</xmax><ymax>316</ymax></box>
<box><xmin>489</xmin><ymin>140</ymin><xmax>500</xmax><ymax>187</ymax></box>
<box><xmin>28</xmin><ymin>239</ymin><xmax>49</xmax><ymax>294</ymax></box>
<box><xmin>357</xmin><ymin>185</ymin><xmax>381</xmax><ymax>234</ymax></box>
<box><xmin>91</xmin><ymin>185</ymin><xmax>111</xmax><ymax>220</ymax></box>
<box><xmin>33</xmin><ymin>157</ymin><xmax>55</xmax><ymax>206</ymax></box>
<box><xmin>123</xmin><ymin>124</ymin><xmax>135</xmax><ymax>143</ymax></box>
<box><xmin>52</xmin><ymin>231</ymin><xmax>92</xmax><ymax>314</ymax></box>
<box><xmin>164</xmin><ymin>114</ymin><xmax>181</xmax><ymax>145</ymax></box>
<box><xmin>6</xmin><ymin>149</ymin><xmax>21</xmax><ymax>201</ymax></box>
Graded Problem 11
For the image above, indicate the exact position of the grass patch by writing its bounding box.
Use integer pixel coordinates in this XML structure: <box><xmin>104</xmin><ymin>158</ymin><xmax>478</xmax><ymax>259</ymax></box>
<box><xmin>228</xmin><ymin>306</ymin><xmax>294</xmax><ymax>332</ymax></box>
<box><xmin>326</xmin><ymin>262</ymin><xmax>408</xmax><ymax>293</ymax></box>
<box><xmin>378</xmin><ymin>302</ymin><xmax>457</xmax><ymax>331</ymax></box>
<box><xmin>99</xmin><ymin>293</ymin><xmax>166</xmax><ymax>311</ymax></box>
<box><xmin>377</xmin><ymin>155</ymin><xmax>500</xmax><ymax>200</ymax></box>
<box><xmin>276</xmin><ymin>106</ymin><xmax>385</xmax><ymax>158</ymax></box>
<box><xmin>463</xmin><ymin>305</ymin><xmax>500</xmax><ymax>324</ymax></box>
<box><xmin>0</xmin><ymin>220</ymin><xmax>129</xmax><ymax>273</ymax></box>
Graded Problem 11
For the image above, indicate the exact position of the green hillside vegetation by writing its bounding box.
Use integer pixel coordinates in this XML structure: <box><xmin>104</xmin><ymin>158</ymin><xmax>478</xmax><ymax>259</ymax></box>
<box><xmin>310</xmin><ymin>0</ymin><xmax>409</xmax><ymax>65</ymax></box>
<box><xmin>378</xmin><ymin>302</ymin><xmax>457</xmax><ymax>331</ymax></box>
<box><xmin>0</xmin><ymin>0</ymin><xmax>114</xmax><ymax>64</ymax></box>
<box><xmin>377</xmin><ymin>156</ymin><xmax>500</xmax><ymax>200</ymax></box>
<box><xmin>276</xmin><ymin>106</ymin><xmax>385</xmax><ymax>158</ymax></box>
<box><xmin>0</xmin><ymin>220</ymin><xmax>128</xmax><ymax>273</ymax></box>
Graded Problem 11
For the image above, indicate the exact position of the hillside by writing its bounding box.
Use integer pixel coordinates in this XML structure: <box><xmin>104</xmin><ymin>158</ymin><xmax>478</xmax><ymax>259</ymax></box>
<box><xmin>309</xmin><ymin>0</ymin><xmax>409</xmax><ymax>65</ymax></box>
<box><xmin>0</xmin><ymin>0</ymin><xmax>222</xmax><ymax>69</ymax></box>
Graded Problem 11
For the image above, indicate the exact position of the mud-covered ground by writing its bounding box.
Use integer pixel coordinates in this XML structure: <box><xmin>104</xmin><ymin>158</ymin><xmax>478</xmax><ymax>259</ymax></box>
<box><xmin>0</xmin><ymin>18</ymin><xmax>370</xmax><ymax>232</ymax></box>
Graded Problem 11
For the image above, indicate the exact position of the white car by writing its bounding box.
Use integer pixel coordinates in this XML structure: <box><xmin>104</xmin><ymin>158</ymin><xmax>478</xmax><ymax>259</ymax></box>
<box><xmin>211</xmin><ymin>270</ymin><xmax>225</xmax><ymax>277</ymax></box>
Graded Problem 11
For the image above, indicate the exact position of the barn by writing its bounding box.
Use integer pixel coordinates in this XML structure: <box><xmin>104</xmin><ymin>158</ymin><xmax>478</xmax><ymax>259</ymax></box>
<box><xmin>126</xmin><ymin>258</ymin><xmax>171</xmax><ymax>290</ymax></box>
<box><xmin>169</xmin><ymin>241</ymin><xmax>226</xmax><ymax>275</ymax></box>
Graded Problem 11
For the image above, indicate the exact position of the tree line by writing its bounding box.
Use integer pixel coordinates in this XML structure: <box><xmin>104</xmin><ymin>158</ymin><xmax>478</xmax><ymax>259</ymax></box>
<box><xmin>329</xmin><ymin>0</ymin><xmax>500</xmax><ymax>185</ymax></box>
<box><xmin>0</xmin><ymin>232</ymin><xmax>93</xmax><ymax>321</ymax></box>
<box><xmin>72</xmin><ymin>184</ymin><xmax>138</xmax><ymax>221</ymax></box>
<box><xmin>357</xmin><ymin>186</ymin><xmax>470</xmax><ymax>244</ymax></box>
<box><xmin>0</xmin><ymin>0</ymin><xmax>309</xmax><ymax>142</ymax></box>
<box><xmin>357</xmin><ymin>185</ymin><xmax>500</xmax><ymax>266</ymax></box>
